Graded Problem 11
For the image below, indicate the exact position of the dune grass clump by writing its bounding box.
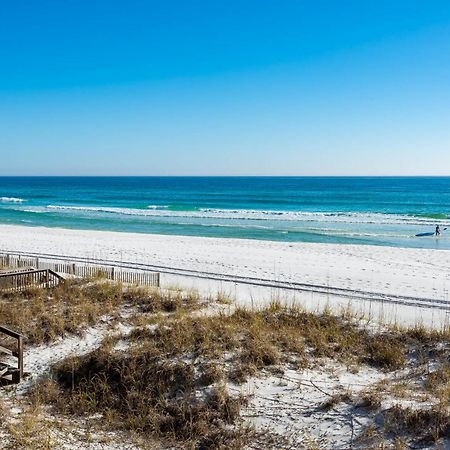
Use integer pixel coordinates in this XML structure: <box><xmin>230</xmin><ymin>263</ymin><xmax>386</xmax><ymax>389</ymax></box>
<box><xmin>382</xmin><ymin>404</ymin><xmax>450</xmax><ymax>443</ymax></box>
<box><xmin>363</xmin><ymin>335</ymin><xmax>406</xmax><ymax>370</ymax></box>
<box><xmin>425</xmin><ymin>365</ymin><xmax>450</xmax><ymax>402</ymax></box>
<box><xmin>199</xmin><ymin>362</ymin><xmax>225</xmax><ymax>386</ymax></box>
<box><xmin>36</xmin><ymin>347</ymin><xmax>248</xmax><ymax>448</ymax></box>
<box><xmin>230</xmin><ymin>304</ymin><xmax>407</xmax><ymax>371</ymax></box>
<box><xmin>320</xmin><ymin>391</ymin><xmax>353</xmax><ymax>410</ymax></box>
<box><xmin>124</xmin><ymin>286</ymin><xmax>200</xmax><ymax>314</ymax></box>
<box><xmin>357</xmin><ymin>391</ymin><xmax>382</xmax><ymax>410</ymax></box>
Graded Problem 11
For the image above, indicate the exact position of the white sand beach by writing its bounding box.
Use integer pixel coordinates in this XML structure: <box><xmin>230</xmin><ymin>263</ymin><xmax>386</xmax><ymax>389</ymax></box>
<box><xmin>1</xmin><ymin>224</ymin><xmax>450</xmax><ymax>327</ymax></box>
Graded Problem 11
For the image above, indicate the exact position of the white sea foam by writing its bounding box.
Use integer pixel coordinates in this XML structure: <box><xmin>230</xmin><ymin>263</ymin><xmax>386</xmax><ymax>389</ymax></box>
<box><xmin>0</xmin><ymin>196</ymin><xmax>25</xmax><ymax>203</ymax></box>
<box><xmin>43</xmin><ymin>204</ymin><xmax>449</xmax><ymax>227</ymax></box>
<box><xmin>147</xmin><ymin>205</ymin><xmax>169</xmax><ymax>209</ymax></box>
<box><xmin>23</xmin><ymin>209</ymin><xmax>47</xmax><ymax>214</ymax></box>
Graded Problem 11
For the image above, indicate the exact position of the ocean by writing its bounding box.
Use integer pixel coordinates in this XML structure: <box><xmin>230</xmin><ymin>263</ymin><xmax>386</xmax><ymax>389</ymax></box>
<box><xmin>0</xmin><ymin>176</ymin><xmax>449</xmax><ymax>250</ymax></box>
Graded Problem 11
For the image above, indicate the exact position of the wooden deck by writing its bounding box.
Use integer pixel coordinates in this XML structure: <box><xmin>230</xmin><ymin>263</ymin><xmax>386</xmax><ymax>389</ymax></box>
<box><xmin>0</xmin><ymin>268</ymin><xmax>65</xmax><ymax>293</ymax></box>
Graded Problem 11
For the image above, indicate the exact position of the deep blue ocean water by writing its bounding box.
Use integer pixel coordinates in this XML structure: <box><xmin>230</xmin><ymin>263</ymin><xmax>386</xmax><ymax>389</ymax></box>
<box><xmin>0</xmin><ymin>177</ymin><xmax>449</xmax><ymax>249</ymax></box>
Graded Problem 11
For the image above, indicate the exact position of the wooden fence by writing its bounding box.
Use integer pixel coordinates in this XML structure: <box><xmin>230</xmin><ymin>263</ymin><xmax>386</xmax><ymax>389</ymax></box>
<box><xmin>0</xmin><ymin>253</ymin><xmax>160</xmax><ymax>288</ymax></box>
<box><xmin>0</xmin><ymin>325</ymin><xmax>23</xmax><ymax>384</ymax></box>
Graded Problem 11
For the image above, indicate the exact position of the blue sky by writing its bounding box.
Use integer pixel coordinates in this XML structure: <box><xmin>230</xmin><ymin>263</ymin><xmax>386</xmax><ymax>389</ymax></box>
<box><xmin>1</xmin><ymin>1</ymin><xmax>450</xmax><ymax>175</ymax></box>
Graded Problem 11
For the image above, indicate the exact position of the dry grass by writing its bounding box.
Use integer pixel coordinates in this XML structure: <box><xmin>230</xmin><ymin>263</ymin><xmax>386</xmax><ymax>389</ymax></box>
<box><xmin>320</xmin><ymin>391</ymin><xmax>352</xmax><ymax>410</ymax></box>
<box><xmin>34</xmin><ymin>364</ymin><xmax>249</xmax><ymax>449</ymax></box>
<box><xmin>0</xmin><ymin>397</ymin><xmax>6</xmax><ymax>421</ymax></box>
<box><xmin>0</xmin><ymin>401</ymin><xmax>55</xmax><ymax>450</ymax></box>
<box><xmin>0</xmin><ymin>281</ymin><xmax>122</xmax><ymax>344</ymax></box>
<box><xmin>426</xmin><ymin>365</ymin><xmax>450</xmax><ymax>400</ymax></box>
<box><xmin>124</xmin><ymin>286</ymin><xmax>200</xmax><ymax>313</ymax></box>
<box><xmin>30</xmin><ymin>299</ymin><xmax>450</xmax><ymax>447</ymax></box>
<box><xmin>382</xmin><ymin>404</ymin><xmax>450</xmax><ymax>443</ymax></box>
<box><xmin>357</xmin><ymin>391</ymin><xmax>382</xmax><ymax>410</ymax></box>
<box><xmin>0</xmin><ymin>281</ymin><xmax>200</xmax><ymax>345</ymax></box>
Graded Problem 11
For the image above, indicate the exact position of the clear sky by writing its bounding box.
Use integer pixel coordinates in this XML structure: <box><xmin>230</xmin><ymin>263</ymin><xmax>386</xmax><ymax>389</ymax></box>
<box><xmin>1</xmin><ymin>1</ymin><xmax>450</xmax><ymax>176</ymax></box>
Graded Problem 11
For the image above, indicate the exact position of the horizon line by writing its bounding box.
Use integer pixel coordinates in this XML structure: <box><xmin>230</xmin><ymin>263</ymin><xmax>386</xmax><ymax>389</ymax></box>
<box><xmin>1</xmin><ymin>175</ymin><xmax>450</xmax><ymax>178</ymax></box>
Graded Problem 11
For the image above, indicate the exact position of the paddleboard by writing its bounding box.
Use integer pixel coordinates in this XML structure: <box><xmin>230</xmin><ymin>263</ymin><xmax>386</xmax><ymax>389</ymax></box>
<box><xmin>415</xmin><ymin>227</ymin><xmax>447</xmax><ymax>237</ymax></box>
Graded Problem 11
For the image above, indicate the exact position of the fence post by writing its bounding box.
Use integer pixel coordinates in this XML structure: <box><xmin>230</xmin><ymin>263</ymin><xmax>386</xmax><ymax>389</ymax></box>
<box><xmin>111</xmin><ymin>267</ymin><xmax>115</xmax><ymax>280</ymax></box>
<box><xmin>17</xmin><ymin>335</ymin><xmax>23</xmax><ymax>382</ymax></box>
<box><xmin>35</xmin><ymin>257</ymin><xmax>39</xmax><ymax>269</ymax></box>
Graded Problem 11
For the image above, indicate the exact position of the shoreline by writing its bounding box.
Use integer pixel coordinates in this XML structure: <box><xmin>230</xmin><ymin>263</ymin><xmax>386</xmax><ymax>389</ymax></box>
<box><xmin>1</xmin><ymin>223</ymin><xmax>450</xmax><ymax>327</ymax></box>
<box><xmin>3</xmin><ymin>220</ymin><xmax>450</xmax><ymax>252</ymax></box>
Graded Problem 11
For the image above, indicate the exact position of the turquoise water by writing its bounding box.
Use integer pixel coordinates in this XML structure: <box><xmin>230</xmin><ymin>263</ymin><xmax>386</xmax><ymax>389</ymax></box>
<box><xmin>0</xmin><ymin>177</ymin><xmax>449</xmax><ymax>249</ymax></box>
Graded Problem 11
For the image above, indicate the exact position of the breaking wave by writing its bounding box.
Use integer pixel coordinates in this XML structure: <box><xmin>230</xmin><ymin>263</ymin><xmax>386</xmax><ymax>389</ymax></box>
<box><xmin>0</xmin><ymin>197</ymin><xmax>25</xmax><ymax>203</ymax></box>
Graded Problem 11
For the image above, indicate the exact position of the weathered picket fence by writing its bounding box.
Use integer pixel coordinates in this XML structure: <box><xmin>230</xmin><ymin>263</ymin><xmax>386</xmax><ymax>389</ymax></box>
<box><xmin>0</xmin><ymin>253</ymin><xmax>160</xmax><ymax>287</ymax></box>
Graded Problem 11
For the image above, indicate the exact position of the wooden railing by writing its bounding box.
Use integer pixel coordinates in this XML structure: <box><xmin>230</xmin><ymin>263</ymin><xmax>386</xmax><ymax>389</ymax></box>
<box><xmin>0</xmin><ymin>268</ymin><xmax>64</xmax><ymax>293</ymax></box>
<box><xmin>0</xmin><ymin>252</ymin><xmax>160</xmax><ymax>288</ymax></box>
<box><xmin>0</xmin><ymin>326</ymin><xmax>24</xmax><ymax>384</ymax></box>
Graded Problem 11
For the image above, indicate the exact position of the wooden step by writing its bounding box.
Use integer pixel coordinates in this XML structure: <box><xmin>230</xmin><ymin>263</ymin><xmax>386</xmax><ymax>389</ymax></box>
<box><xmin>0</xmin><ymin>344</ymin><xmax>14</xmax><ymax>356</ymax></box>
<box><xmin>0</xmin><ymin>326</ymin><xmax>24</xmax><ymax>384</ymax></box>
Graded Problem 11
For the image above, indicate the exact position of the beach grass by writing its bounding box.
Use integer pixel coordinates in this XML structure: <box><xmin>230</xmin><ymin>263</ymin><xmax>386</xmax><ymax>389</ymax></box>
<box><xmin>32</xmin><ymin>302</ymin><xmax>450</xmax><ymax>447</ymax></box>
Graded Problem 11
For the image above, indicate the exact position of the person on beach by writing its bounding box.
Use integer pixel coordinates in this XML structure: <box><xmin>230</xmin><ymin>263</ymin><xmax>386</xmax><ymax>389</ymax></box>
<box><xmin>435</xmin><ymin>225</ymin><xmax>441</xmax><ymax>236</ymax></box>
